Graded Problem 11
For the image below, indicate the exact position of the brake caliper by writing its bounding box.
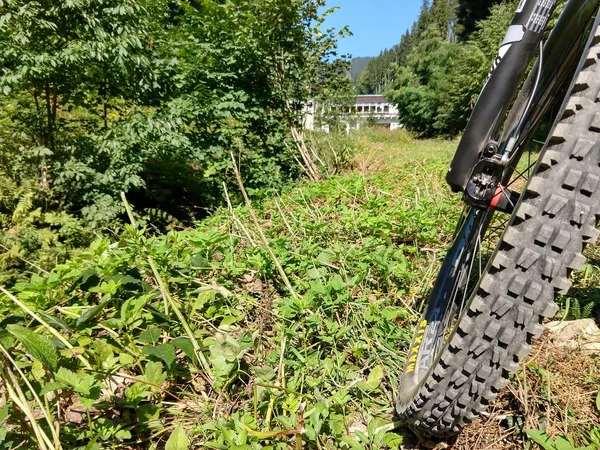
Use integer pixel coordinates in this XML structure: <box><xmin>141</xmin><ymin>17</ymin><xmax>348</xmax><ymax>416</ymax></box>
<box><xmin>465</xmin><ymin>141</ymin><xmax>520</xmax><ymax>213</ymax></box>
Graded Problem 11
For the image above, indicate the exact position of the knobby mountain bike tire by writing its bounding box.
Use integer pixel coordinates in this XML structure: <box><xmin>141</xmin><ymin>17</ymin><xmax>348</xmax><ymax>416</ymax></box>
<box><xmin>395</xmin><ymin>21</ymin><xmax>600</xmax><ymax>438</ymax></box>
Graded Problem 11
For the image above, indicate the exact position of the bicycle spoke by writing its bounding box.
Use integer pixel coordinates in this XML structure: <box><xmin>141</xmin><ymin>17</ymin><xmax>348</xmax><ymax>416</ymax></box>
<box><xmin>506</xmin><ymin>158</ymin><xmax>537</xmax><ymax>189</ymax></box>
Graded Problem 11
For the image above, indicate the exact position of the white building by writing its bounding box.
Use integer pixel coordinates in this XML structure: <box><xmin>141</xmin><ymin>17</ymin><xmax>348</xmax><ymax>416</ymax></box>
<box><xmin>353</xmin><ymin>95</ymin><xmax>399</xmax><ymax>117</ymax></box>
<box><xmin>304</xmin><ymin>95</ymin><xmax>400</xmax><ymax>132</ymax></box>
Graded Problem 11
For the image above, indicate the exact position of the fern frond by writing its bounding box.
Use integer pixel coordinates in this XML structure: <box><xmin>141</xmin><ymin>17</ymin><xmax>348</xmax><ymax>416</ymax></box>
<box><xmin>12</xmin><ymin>192</ymin><xmax>35</xmax><ymax>223</ymax></box>
<box><xmin>582</xmin><ymin>301</ymin><xmax>595</xmax><ymax>320</ymax></box>
<box><xmin>142</xmin><ymin>208</ymin><xmax>184</xmax><ymax>229</ymax></box>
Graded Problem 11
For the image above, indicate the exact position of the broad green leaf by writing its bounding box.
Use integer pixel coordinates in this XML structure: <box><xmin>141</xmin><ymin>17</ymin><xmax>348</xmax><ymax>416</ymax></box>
<box><xmin>554</xmin><ymin>436</ymin><xmax>573</xmax><ymax>450</ymax></box>
<box><xmin>125</xmin><ymin>383</ymin><xmax>151</xmax><ymax>405</ymax></box>
<box><xmin>31</xmin><ymin>360</ymin><xmax>45</xmax><ymax>380</ymax></box>
<box><xmin>0</xmin><ymin>331</ymin><xmax>13</xmax><ymax>350</ymax></box>
<box><xmin>77</xmin><ymin>296</ymin><xmax>111</xmax><ymax>327</ymax></box>
<box><xmin>90</xmin><ymin>339</ymin><xmax>114</xmax><ymax>367</ymax></box>
<box><xmin>252</xmin><ymin>366</ymin><xmax>276</xmax><ymax>382</ymax></box>
<box><xmin>37</xmin><ymin>311</ymin><xmax>71</xmax><ymax>332</ymax></box>
<box><xmin>7</xmin><ymin>325</ymin><xmax>58</xmax><ymax>372</ymax></box>
<box><xmin>316</xmin><ymin>249</ymin><xmax>336</xmax><ymax>265</ymax></box>
<box><xmin>382</xmin><ymin>432</ymin><xmax>404</xmax><ymax>447</ymax></box>
<box><xmin>340</xmin><ymin>436</ymin><xmax>365</xmax><ymax>450</ymax></box>
<box><xmin>88</xmin><ymin>280</ymin><xmax>120</xmax><ymax>295</ymax></box>
<box><xmin>139</xmin><ymin>327</ymin><xmax>162</xmax><ymax>344</ymax></box>
<box><xmin>209</xmin><ymin>333</ymin><xmax>242</xmax><ymax>389</ymax></box>
<box><xmin>355</xmin><ymin>430</ymin><xmax>369</xmax><ymax>444</ymax></box>
<box><xmin>136</xmin><ymin>404</ymin><xmax>161</xmax><ymax>422</ymax></box>
<box><xmin>0</xmin><ymin>406</ymin><xmax>8</xmax><ymax>422</ymax></box>
<box><xmin>276</xmin><ymin>415</ymin><xmax>293</xmax><ymax>429</ymax></box>
<box><xmin>121</xmin><ymin>294</ymin><xmax>154</xmax><ymax>324</ymax></box>
<box><xmin>144</xmin><ymin>361</ymin><xmax>167</xmax><ymax>385</ymax></box>
<box><xmin>39</xmin><ymin>382</ymin><xmax>67</xmax><ymax>396</ymax></box>
<box><xmin>142</xmin><ymin>344</ymin><xmax>176</xmax><ymax>369</ymax></box>
<box><xmin>74</xmin><ymin>269</ymin><xmax>100</xmax><ymax>291</ymax></box>
<box><xmin>307</xmin><ymin>267</ymin><xmax>324</xmax><ymax>279</ymax></box>
<box><xmin>165</xmin><ymin>424</ymin><xmax>188</xmax><ymax>450</ymax></box>
<box><xmin>55</xmin><ymin>367</ymin><xmax>95</xmax><ymax>396</ymax></box>
<box><xmin>219</xmin><ymin>315</ymin><xmax>238</xmax><ymax>329</ymax></box>
<box><xmin>327</xmin><ymin>274</ymin><xmax>345</xmax><ymax>291</ymax></box>
<box><xmin>119</xmin><ymin>353</ymin><xmax>135</xmax><ymax>365</ymax></box>
<box><xmin>367</xmin><ymin>365</ymin><xmax>384</xmax><ymax>385</ymax></box>
<box><xmin>171</xmin><ymin>337</ymin><xmax>196</xmax><ymax>364</ymax></box>
<box><xmin>105</xmin><ymin>274</ymin><xmax>143</xmax><ymax>291</ymax></box>
<box><xmin>330</xmin><ymin>389</ymin><xmax>351</xmax><ymax>405</ymax></box>
<box><xmin>115</xmin><ymin>429</ymin><xmax>132</xmax><ymax>440</ymax></box>
<box><xmin>524</xmin><ymin>429</ymin><xmax>555</xmax><ymax>450</ymax></box>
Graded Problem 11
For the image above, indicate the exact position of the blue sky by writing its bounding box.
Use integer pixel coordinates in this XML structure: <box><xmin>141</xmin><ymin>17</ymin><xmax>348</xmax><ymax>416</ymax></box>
<box><xmin>323</xmin><ymin>1</ymin><xmax>423</xmax><ymax>58</ymax></box>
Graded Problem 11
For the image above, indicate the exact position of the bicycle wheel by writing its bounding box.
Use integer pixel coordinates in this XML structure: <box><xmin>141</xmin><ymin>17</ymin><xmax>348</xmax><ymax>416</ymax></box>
<box><xmin>395</xmin><ymin>17</ymin><xmax>600</xmax><ymax>439</ymax></box>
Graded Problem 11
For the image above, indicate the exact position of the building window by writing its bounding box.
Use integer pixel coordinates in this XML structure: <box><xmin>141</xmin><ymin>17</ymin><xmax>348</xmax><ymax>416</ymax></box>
<box><xmin>384</xmin><ymin>105</ymin><xmax>389</xmax><ymax>113</ymax></box>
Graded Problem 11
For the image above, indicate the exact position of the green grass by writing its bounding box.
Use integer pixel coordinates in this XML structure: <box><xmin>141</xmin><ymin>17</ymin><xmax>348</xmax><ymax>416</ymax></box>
<box><xmin>0</xmin><ymin>129</ymin><xmax>598</xmax><ymax>449</ymax></box>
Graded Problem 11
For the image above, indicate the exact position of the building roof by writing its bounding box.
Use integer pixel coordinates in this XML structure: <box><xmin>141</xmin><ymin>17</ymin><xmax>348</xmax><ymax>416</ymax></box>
<box><xmin>355</xmin><ymin>95</ymin><xmax>387</xmax><ymax>104</ymax></box>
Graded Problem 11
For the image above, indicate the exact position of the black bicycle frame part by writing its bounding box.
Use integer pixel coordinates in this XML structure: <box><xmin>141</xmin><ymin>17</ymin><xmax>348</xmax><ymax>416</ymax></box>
<box><xmin>446</xmin><ymin>0</ymin><xmax>558</xmax><ymax>193</ymax></box>
<box><xmin>500</xmin><ymin>0</ymin><xmax>600</xmax><ymax>162</ymax></box>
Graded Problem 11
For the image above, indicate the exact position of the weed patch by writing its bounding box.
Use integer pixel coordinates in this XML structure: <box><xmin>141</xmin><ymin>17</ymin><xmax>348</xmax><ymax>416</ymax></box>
<box><xmin>0</xmin><ymin>133</ymin><xmax>460</xmax><ymax>449</ymax></box>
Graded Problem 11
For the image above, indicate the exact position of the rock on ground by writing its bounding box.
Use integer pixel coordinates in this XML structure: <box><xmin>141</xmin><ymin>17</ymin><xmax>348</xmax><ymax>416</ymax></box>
<box><xmin>545</xmin><ymin>319</ymin><xmax>600</xmax><ymax>353</ymax></box>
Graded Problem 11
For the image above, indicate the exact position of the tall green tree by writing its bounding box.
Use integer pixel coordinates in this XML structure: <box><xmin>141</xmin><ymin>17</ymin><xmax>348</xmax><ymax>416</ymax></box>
<box><xmin>356</xmin><ymin>0</ymin><xmax>458</xmax><ymax>95</ymax></box>
<box><xmin>387</xmin><ymin>1</ymin><xmax>516</xmax><ymax>136</ymax></box>
<box><xmin>0</xmin><ymin>0</ymin><xmax>171</xmax><ymax>223</ymax></box>
<box><xmin>456</xmin><ymin>0</ymin><xmax>503</xmax><ymax>39</ymax></box>
<box><xmin>431</xmin><ymin>0</ymin><xmax>460</xmax><ymax>41</ymax></box>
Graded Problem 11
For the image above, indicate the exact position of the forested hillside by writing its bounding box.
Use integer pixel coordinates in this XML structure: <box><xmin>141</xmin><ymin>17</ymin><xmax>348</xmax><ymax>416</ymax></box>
<box><xmin>0</xmin><ymin>0</ymin><xmax>352</xmax><ymax>284</ymax></box>
<box><xmin>350</xmin><ymin>57</ymin><xmax>373</xmax><ymax>82</ymax></box>
<box><xmin>358</xmin><ymin>0</ymin><xmax>517</xmax><ymax>135</ymax></box>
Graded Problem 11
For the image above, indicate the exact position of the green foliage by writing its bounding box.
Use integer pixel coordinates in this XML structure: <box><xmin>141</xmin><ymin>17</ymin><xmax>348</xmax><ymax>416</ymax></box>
<box><xmin>0</xmin><ymin>0</ymin><xmax>353</xmax><ymax>281</ymax></box>
<box><xmin>357</xmin><ymin>41</ymin><xmax>408</xmax><ymax>95</ymax></box>
<box><xmin>558</xmin><ymin>296</ymin><xmax>597</xmax><ymax>320</ymax></box>
<box><xmin>165</xmin><ymin>424</ymin><xmax>189</xmax><ymax>450</ymax></box>
<box><xmin>525</xmin><ymin>429</ymin><xmax>596</xmax><ymax>450</ymax></box>
<box><xmin>386</xmin><ymin>1</ymin><xmax>516</xmax><ymax>136</ymax></box>
<box><xmin>0</xmin><ymin>0</ymin><xmax>350</xmax><ymax>233</ymax></box>
<box><xmin>311</xmin><ymin>131</ymin><xmax>358</xmax><ymax>174</ymax></box>
<box><xmin>356</xmin><ymin>0</ymin><xmax>458</xmax><ymax>95</ymax></box>
<box><xmin>6</xmin><ymin>324</ymin><xmax>59</xmax><ymax>372</ymax></box>
<box><xmin>557</xmin><ymin>254</ymin><xmax>600</xmax><ymax>320</ymax></box>
<box><xmin>0</xmin><ymin>0</ymin><xmax>178</xmax><ymax>226</ymax></box>
<box><xmin>0</xmin><ymin>133</ymin><xmax>458</xmax><ymax>448</ymax></box>
<box><xmin>0</xmin><ymin>128</ymin><xmax>598</xmax><ymax>448</ymax></box>
<box><xmin>387</xmin><ymin>26</ymin><xmax>487</xmax><ymax>135</ymax></box>
<box><xmin>0</xmin><ymin>171</ymin><xmax>92</xmax><ymax>285</ymax></box>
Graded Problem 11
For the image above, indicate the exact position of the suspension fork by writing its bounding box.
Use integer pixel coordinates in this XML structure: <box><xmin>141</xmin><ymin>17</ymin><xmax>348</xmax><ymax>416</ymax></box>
<box><xmin>446</xmin><ymin>0</ymin><xmax>558</xmax><ymax>193</ymax></box>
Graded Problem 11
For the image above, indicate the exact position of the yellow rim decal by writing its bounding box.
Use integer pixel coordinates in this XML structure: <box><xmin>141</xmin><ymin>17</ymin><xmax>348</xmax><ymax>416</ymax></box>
<box><xmin>406</xmin><ymin>319</ymin><xmax>428</xmax><ymax>373</ymax></box>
